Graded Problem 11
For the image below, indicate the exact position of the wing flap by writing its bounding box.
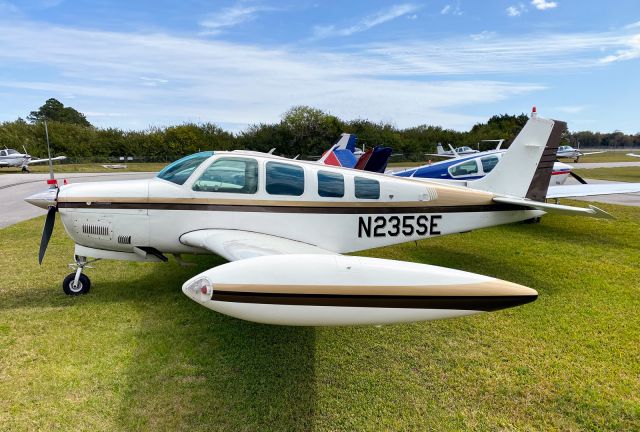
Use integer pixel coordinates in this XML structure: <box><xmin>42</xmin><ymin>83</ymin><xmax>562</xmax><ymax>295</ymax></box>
<box><xmin>180</xmin><ymin>229</ymin><xmax>336</xmax><ymax>261</ymax></box>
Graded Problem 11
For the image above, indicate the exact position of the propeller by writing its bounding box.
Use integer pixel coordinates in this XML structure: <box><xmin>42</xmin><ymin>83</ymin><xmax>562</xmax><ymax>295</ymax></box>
<box><xmin>38</xmin><ymin>120</ymin><xmax>59</xmax><ymax>265</ymax></box>
<box><xmin>38</xmin><ymin>206</ymin><xmax>56</xmax><ymax>264</ymax></box>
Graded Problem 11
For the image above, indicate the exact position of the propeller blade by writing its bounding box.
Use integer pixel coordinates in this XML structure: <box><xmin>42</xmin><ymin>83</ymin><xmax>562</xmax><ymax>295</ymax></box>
<box><xmin>569</xmin><ymin>171</ymin><xmax>588</xmax><ymax>184</ymax></box>
<box><xmin>38</xmin><ymin>207</ymin><xmax>56</xmax><ymax>264</ymax></box>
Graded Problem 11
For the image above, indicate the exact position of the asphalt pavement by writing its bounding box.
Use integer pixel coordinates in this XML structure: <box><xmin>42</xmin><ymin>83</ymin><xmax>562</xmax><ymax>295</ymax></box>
<box><xmin>0</xmin><ymin>172</ymin><xmax>155</xmax><ymax>229</ymax></box>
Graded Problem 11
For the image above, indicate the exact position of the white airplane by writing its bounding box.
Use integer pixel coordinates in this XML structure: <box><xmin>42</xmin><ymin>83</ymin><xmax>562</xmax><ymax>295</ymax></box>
<box><xmin>556</xmin><ymin>145</ymin><xmax>605</xmax><ymax>162</ymax></box>
<box><xmin>0</xmin><ymin>147</ymin><xmax>66</xmax><ymax>172</ymax></box>
<box><xmin>626</xmin><ymin>153</ymin><xmax>640</xmax><ymax>158</ymax></box>
<box><xmin>432</xmin><ymin>143</ymin><xmax>479</xmax><ymax>157</ymax></box>
<box><xmin>25</xmin><ymin>113</ymin><xmax>613</xmax><ymax>326</ymax></box>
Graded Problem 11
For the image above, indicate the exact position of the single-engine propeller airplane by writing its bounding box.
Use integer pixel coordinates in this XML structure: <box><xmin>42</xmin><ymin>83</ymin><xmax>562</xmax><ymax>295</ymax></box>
<box><xmin>25</xmin><ymin>111</ymin><xmax>613</xmax><ymax>326</ymax></box>
<box><xmin>556</xmin><ymin>144</ymin><xmax>605</xmax><ymax>162</ymax></box>
<box><xmin>0</xmin><ymin>147</ymin><xmax>66</xmax><ymax>172</ymax></box>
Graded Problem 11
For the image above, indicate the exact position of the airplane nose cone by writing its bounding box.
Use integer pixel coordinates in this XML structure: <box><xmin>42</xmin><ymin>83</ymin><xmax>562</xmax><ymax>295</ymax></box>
<box><xmin>25</xmin><ymin>188</ymin><xmax>57</xmax><ymax>209</ymax></box>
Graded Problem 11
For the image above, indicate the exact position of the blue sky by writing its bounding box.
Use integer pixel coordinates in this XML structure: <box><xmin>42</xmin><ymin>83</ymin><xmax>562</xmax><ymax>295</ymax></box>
<box><xmin>0</xmin><ymin>0</ymin><xmax>639</xmax><ymax>133</ymax></box>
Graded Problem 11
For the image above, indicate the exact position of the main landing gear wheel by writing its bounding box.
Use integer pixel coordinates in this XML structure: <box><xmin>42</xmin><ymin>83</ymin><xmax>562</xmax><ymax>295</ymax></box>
<box><xmin>63</xmin><ymin>273</ymin><xmax>91</xmax><ymax>295</ymax></box>
<box><xmin>21</xmin><ymin>166</ymin><xmax>29</xmax><ymax>173</ymax></box>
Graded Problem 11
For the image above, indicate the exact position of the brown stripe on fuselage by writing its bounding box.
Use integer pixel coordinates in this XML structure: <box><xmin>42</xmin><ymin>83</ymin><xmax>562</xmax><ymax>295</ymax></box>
<box><xmin>210</xmin><ymin>291</ymin><xmax>538</xmax><ymax>311</ymax></box>
<box><xmin>57</xmin><ymin>201</ymin><xmax>525</xmax><ymax>213</ymax></box>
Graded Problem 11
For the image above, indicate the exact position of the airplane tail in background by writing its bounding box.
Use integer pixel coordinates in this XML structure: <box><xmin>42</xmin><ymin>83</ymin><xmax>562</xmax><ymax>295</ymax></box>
<box><xmin>436</xmin><ymin>143</ymin><xmax>445</xmax><ymax>155</ymax></box>
<box><xmin>319</xmin><ymin>133</ymin><xmax>392</xmax><ymax>173</ymax></box>
<box><xmin>469</xmin><ymin>113</ymin><xmax>566</xmax><ymax>201</ymax></box>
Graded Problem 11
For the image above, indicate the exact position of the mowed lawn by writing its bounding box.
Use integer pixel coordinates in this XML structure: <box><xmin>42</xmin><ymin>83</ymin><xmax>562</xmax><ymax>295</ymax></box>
<box><xmin>1</xmin><ymin>204</ymin><xmax>639</xmax><ymax>431</ymax></box>
<box><xmin>574</xmin><ymin>167</ymin><xmax>640</xmax><ymax>183</ymax></box>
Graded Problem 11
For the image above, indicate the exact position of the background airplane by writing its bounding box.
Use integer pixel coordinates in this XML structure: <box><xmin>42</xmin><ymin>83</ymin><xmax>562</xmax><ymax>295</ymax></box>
<box><xmin>0</xmin><ymin>147</ymin><xmax>66</xmax><ymax>172</ymax></box>
<box><xmin>26</xmin><ymin>112</ymin><xmax>613</xmax><ymax>326</ymax></box>
<box><xmin>430</xmin><ymin>143</ymin><xmax>479</xmax><ymax>157</ymax></box>
<box><xmin>626</xmin><ymin>153</ymin><xmax>640</xmax><ymax>158</ymax></box>
<box><xmin>556</xmin><ymin>145</ymin><xmax>606</xmax><ymax>162</ymax></box>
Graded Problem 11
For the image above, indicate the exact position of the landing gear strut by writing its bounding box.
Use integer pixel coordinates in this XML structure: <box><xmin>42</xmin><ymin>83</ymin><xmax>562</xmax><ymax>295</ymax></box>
<box><xmin>21</xmin><ymin>166</ymin><xmax>29</xmax><ymax>173</ymax></box>
<box><xmin>63</xmin><ymin>255</ymin><xmax>99</xmax><ymax>295</ymax></box>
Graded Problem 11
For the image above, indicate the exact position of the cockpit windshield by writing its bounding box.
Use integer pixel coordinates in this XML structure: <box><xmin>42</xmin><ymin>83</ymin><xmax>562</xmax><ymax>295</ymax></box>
<box><xmin>156</xmin><ymin>152</ymin><xmax>213</xmax><ymax>185</ymax></box>
<box><xmin>7</xmin><ymin>149</ymin><xmax>19</xmax><ymax>155</ymax></box>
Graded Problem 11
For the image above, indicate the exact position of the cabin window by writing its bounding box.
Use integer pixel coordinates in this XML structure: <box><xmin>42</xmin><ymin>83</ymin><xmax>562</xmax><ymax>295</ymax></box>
<box><xmin>266</xmin><ymin>162</ymin><xmax>304</xmax><ymax>196</ymax></box>
<box><xmin>157</xmin><ymin>152</ymin><xmax>213</xmax><ymax>185</ymax></box>
<box><xmin>354</xmin><ymin>177</ymin><xmax>380</xmax><ymax>199</ymax></box>
<box><xmin>448</xmin><ymin>159</ymin><xmax>479</xmax><ymax>177</ymax></box>
<box><xmin>317</xmin><ymin>171</ymin><xmax>344</xmax><ymax>198</ymax></box>
<box><xmin>192</xmin><ymin>157</ymin><xmax>258</xmax><ymax>193</ymax></box>
<box><xmin>480</xmin><ymin>155</ymin><xmax>499</xmax><ymax>173</ymax></box>
<box><xmin>0</xmin><ymin>150</ymin><xmax>6</xmax><ymax>156</ymax></box>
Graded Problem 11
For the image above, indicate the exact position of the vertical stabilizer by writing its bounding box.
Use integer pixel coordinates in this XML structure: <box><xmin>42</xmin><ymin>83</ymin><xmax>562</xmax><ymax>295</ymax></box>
<box><xmin>469</xmin><ymin>114</ymin><xmax>566</xmax><ymax>200</ymax></box>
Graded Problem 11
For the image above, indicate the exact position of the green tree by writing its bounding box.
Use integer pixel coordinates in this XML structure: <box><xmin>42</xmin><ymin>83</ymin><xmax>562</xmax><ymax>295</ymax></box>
<box><xmin>27</xmin><ymin>98</ymin><xmax>92</xmax><ymax>128</ymax></box>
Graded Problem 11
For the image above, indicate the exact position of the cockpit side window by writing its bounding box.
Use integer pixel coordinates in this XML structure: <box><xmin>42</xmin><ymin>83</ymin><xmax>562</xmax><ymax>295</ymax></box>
<box><xmin>317</xmin><ymin>170</ymin><xmax>344</xmax><ymax>198</ymax></box>
<box><xmin>0</xmin><ymin>150</ymin><xmax>6</xmax><ymax>156</ymax></box>
<box><xmin>480</xmin><ymin>155</ymin><xmax>499</xmax><ymax>173</ymax></box>
<box><xmin>354</xmin><ymin>177</ymin><xmax>380</xmax><ymax>199</ymax></box>
<box><xmin>266</xmin><ymin>162</ymin><xmax>305</xmax><ymax>196</ymax></box>
<box><xmin>156</xmin><ymin>152</ymin><xmax>213</xmax><ymax>185</ymax></box>
<box><xmin>192</xmin><ymin>157</ymin><xmax>258</xmax><ymax>194</ymax></box>
<box><xmin>7</xmin><ymin>149</ymin><xmax>19</xmax><ymax>155</ymax></box>
<box><xmin>448</xmin><ymin>159</ymin><xmax>479</xmax><ymax>177</ymax></box>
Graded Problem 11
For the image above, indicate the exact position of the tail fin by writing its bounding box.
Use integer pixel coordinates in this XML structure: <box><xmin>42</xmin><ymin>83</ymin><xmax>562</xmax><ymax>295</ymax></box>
<box><xmin>436</xmin><ymin>143</ymin><xmax>445</xmax><ymax>155</ymax></box>
<box><xmin>470</xmin><ymin>115</ymin><xmax>566</xmax><ymax>201</ymax></box>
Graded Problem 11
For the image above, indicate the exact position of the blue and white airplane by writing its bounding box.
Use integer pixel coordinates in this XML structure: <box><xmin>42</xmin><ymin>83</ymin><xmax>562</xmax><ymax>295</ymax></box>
<box><xmin>391</xmin><ymin>149</ymin><xmax>573</xmax><ymax>186</ymax></box>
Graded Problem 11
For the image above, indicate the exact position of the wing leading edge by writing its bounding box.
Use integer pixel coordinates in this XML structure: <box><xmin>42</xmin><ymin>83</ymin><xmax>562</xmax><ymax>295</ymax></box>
<box><xmin>180</xmin><ymin>229</ymin><xmax>336</xmax><ymax>261</ymax></box>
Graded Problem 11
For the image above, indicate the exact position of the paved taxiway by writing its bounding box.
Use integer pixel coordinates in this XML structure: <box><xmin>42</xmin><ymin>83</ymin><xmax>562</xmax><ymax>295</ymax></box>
<box><xmin>0</xmin><ymin>172</ymin><xmax>155</xmax><ymax>229</ymax></box>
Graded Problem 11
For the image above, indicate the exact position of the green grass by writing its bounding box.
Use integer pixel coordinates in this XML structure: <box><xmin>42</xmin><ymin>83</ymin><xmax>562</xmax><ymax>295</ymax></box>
<box><xmin>1</xmin><ymin>205</ymin><xmax>639</xmax><ymax>431</ymax></box>
<box><xmin>0</xmin><ymin>162</ymin><xmax>168</xmax><ymax>174</ymax></box>
<box><xmin>559</xmin><ymin>152</ymin><xmax>640</xmax><ymax>163</ymax></box>
<box><xmin>574</xmin><ymin>167</ymin><xmax>640</xmax><ymax>183</ymax></box>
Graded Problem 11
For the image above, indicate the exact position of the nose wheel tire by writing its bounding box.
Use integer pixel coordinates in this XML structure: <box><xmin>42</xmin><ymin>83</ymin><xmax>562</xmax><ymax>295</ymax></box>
<box><xmin>62</xmin><ymin>273</ymin><xmax>91</xmax><ymax>295</ymax></box>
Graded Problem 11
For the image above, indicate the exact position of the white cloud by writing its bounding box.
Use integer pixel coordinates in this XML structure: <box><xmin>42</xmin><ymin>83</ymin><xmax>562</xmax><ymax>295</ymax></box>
<box><xmin>440</xmin><ymin>2</ymin><xmax>462</xmax><ymax>16</ymax></box>
<box><xmin>470</xmin><ymin>31</ymin><xmax>496</xmax><ymax>41</ymax></box>
<box><xmin>531</xmin><ymin>0</ymin><xmax>558</xmax><ymax>11</ymax></box>
<box><xmin>599</xmin><ymin>34</ymin><xmax>640</xmax><ymax>63</ymax></box>
<box><xmin>0</xmin><ymin>20</ymin><xmax>638</xmax><ymax>130</ymax></box>
<box><xmin>506</xmin><ymin>4</ymin><xmax>526</xmax><ymax>17</ymax></box>
<box><xmin>199</xmin><ymin>4</ymin><xmax>274</xmax><ymax>35</ymax></box>
<box><xmin>313</xmin><ymin>3</ymin><xmax>420</xmax><ymax>38</ymax></box>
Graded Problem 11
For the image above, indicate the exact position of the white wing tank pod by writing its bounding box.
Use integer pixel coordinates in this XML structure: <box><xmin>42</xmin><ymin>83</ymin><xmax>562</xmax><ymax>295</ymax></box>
<box><xmin>183</xmin><ymin>254</ymin><xmax>537</xmax><ymax>326</ymax></box>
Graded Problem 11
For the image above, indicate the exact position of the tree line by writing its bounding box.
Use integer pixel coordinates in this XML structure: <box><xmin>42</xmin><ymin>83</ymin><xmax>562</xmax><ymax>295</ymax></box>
<box><xmin>1</xmin><ymin>99</ymin><xmax>638</xmax><ymax>162</ymax></box>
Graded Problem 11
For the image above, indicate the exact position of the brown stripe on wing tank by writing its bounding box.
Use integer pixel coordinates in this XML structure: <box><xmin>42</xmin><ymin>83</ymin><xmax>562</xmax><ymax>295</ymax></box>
<box><xmin>208</xmin><ymin>280</ymin><xmax>538</xmax><ymax>311</ymax></box>
<box><xmin>209</xmin><ymin>292</ymin><xmax>538</xmax><ymax>311</ymax></box>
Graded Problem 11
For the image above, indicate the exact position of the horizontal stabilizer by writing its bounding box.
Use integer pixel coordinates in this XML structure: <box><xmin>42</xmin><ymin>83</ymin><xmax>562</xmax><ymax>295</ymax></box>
<box><xmin>547</xmin><ymin>183</ymin><xmax>640</xmax><ymax>199</ymax></box>
<box><xmin>493</xmin><ymin>196</ymin><xmax>613</xmax><ymax>219</ymax></box>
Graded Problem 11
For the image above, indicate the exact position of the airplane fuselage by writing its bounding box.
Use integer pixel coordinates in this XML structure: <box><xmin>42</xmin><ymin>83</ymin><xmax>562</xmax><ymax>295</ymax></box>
<box><xmin>51</xmin><ymin>151</ymin><xmax>543</xmax><ymax>261</ymax></box>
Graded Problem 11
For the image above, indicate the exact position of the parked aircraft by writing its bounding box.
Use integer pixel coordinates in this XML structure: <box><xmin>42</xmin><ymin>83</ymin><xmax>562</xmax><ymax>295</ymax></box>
<box><xmin>392</xmin><ymin>150</ymin><xmax>574</xmax><ymax>186</ymax></box>
<box><xmin>26</xmin><ymin>113</ymin><xmax>613</xmax><ymax>326</ymax></box>
<box><xmin>0</xmin><ymin>147</ymin><xmax>66</xmax><ymax>172</ymax></box>
<box><xmin>319</xmin><ymin>133</ymin><xmax>392</xmax><ymax>173</ymax></box>
<box><xmin>627</xmin><ymin>153</ymin><xmax>640</xmax><ymax>158</ymax></box>
<box><xmin>556</xmin><ymin>145</ymin><xmax>605</xmax><ymax>162</ymax></box>
<box><xmin>431</xmin><ymin>143</ymin><xmax>479</xmax><ymax>157</ymax></box>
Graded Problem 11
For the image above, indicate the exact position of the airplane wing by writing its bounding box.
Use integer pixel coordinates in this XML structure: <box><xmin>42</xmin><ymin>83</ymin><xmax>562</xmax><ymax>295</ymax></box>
<box><xmin>546</xmin><ymin>183</ymin><xmax>640</xmax><ymax>199</ymax></box>
<box><xmin>493</xmin><ymin>196</ymin><xmax>613</xmax><ymax>219</ymax></box>
<box><xmin>180</xmin><ymin>229</ymin><xmax>336</xmax><ymax>261</ymax></box>
<box><xmin>581</xmin><ymin>151</ymin><xmax>607</xmax><ymax>156</ymax></box>
<box><xmin>626</xmin><ymin>153</ymin><xmax>640</xmax><ymax>158</ymax></box>
<box><xmin>29</xmin><ymin>156</ymin><xmax>67</xmax><ymax>164</ymax></box>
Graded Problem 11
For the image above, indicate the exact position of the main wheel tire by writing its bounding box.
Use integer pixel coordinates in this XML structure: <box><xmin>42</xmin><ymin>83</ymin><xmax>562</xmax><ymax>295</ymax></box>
<box><xmin>62</xmin><ymin>273</ymin><xmax>91</xmax><ymax>295</ymax></box>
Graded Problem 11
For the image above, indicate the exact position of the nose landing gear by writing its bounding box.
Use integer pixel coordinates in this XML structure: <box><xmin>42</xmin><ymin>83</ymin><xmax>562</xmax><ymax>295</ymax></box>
<box><xmin>63</xmin><ymin>255</ymin><xmax>100</xmax><ymax>295</ymax></box>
